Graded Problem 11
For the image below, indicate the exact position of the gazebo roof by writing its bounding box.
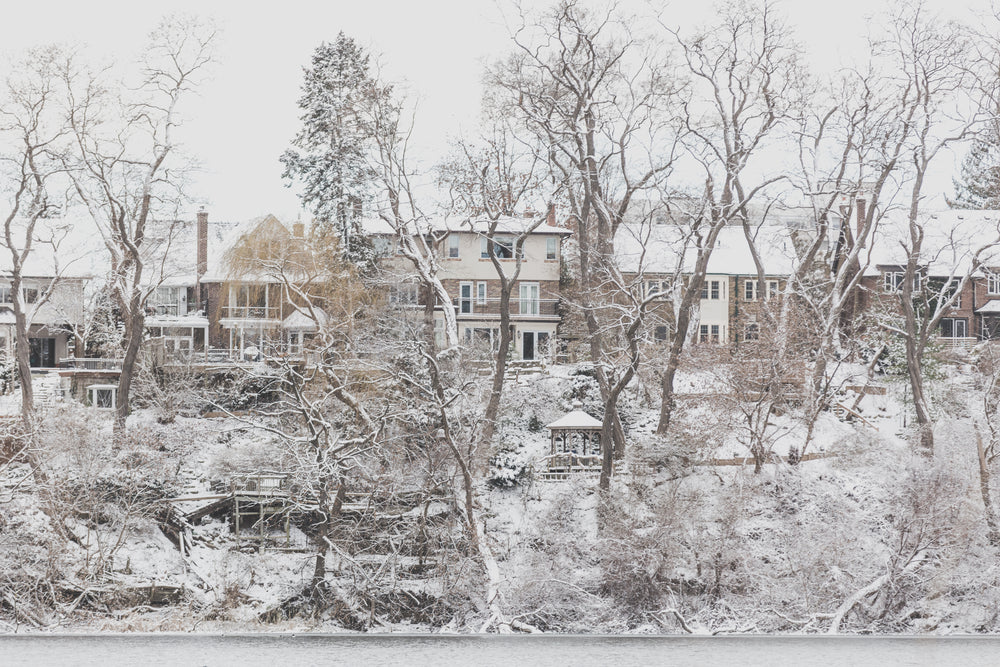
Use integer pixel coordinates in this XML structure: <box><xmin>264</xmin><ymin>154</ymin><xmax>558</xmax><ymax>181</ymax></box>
<box><xmin>546</xmin><ymin>410</ymin><xmax>603</xmax><ymax>430</ymax></box>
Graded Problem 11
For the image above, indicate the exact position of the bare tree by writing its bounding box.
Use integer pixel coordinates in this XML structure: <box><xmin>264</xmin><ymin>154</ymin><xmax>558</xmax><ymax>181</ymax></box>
<box><xmin>438</xmin><ymin>120</ymin><xmax>549</xmax><ymax>445</ymax></box>
<box><xmin>0</xmin><ymin>47</ymin><xmax>74</xmax><ymax>431</ymax></box>
<box><xmin>65</xmin><ymin>16</ymin><xmax>216</xmax><ymax>441</ymax></box>
<box><xmin>655</xmin><ymin>0</ymin><xmax>802</xmax><ymax>433</ymax></box>
<box><xmin>492</xmin><ymin>0</ymin><xmax>681</xmax><ymax>479</ymax></box>
<box><xmin>879</xmin><ymin>1</ymin><xmax>999</xmax><ymax>454</ymax></box>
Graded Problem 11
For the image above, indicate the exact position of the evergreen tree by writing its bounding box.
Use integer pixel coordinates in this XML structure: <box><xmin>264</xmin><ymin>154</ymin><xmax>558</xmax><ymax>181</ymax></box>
<box><xmin>951</xmin><ymin>129</ymin><xmax>1000</xmax><ymax>209</ymax></box>
<box><xmin>281</xmin><ymin>33</ymin><xmax>387</xmax><ymax>259</ymax></box>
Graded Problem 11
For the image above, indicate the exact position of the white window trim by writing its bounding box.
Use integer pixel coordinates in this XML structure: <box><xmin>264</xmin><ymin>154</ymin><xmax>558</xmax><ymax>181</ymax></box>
<box><xmin>476</xmin><ymin>281</ymin><xmax>488</xmax><ymax>305</ymax></box>
<box><xmin>989</xmin><ymin>273</ymin><xmax>1000</xmax><ymax>295</ymax></box>
<box><xmin>447</xmin><ymin>235</ymin><xmax>460</xmax><ymax>259</ymax></box>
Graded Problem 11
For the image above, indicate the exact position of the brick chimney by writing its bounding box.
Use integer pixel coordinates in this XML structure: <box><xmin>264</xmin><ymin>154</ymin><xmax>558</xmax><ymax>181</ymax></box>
<box><xmin>196</xmin><ymin>207</ymin><xmax>208</xmax><ymax>279</ymax></box>
<box><xmin>855</xmin><ymin>197</ymin><xmax>867</xmax><ymax>243</ymax></box>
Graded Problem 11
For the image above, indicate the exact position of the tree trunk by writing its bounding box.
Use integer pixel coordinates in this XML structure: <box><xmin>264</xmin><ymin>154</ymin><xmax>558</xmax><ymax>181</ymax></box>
<box><xmin>975</xmin><ymin>424</ymin><xmax>1000</xmax><ymax>547</ymax></box>
<box><xmin>481</xmin><ymin>290</ymin><xmax>513</xmax><ymax>446</ymax></box>
<box><xmin>905</xmin><ymin>339</ymin><xmax>934</xmax><ymax>454</ymax></box>
<box><xmin>114</xmin><ymin>307</ymin><xmax>145</xmax><ymax>443</ymax></box>
<box><xmin>12</xmin><ymin>300</ymin><xmax>33</xmax><ymax>430</ymax></box>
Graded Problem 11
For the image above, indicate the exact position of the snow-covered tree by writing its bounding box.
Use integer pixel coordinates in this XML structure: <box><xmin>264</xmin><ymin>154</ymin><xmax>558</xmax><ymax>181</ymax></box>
<box><xmin>281</xmin><ymin>33</ymin><xmax>388</xmax><ymax>261</ymax></box>
<box><xmin>951</xmin><ymin>130</ymin><xmax>1000</xmax><ymax>209</ymax></box>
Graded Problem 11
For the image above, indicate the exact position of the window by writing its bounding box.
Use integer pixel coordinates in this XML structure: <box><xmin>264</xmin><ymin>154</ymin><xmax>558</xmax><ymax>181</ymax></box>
<box><xmin>883</xmin><ymin>271</ymin><xmax>905</xmax><ymax>293</ymax></box>
<box><xmin>519</xmin><ymin>283</ymin><xmax>540</xmax><ymax>316</ymax></box>
<box><xmin>700</xmin><ymin>279</ymin><xmax>722</xmax><ymax>300</ymax></box>
<box><xmin>0</xmin><ymin>287</ymin><xmax>10</xmax><ymax>303</ymax></box>
<box><xmin>151</xmin><ymin>286</ymin><xmax>184</xmax><ymax>316</ymax></box>
<box><xmin>989</xmin><ymin>273</ymin><xmax>1000</xmax><ymax>295</ymax></box>
<box><xmin>699</xmin><ymin>324</ymin><xmax>721</xmax><ymax>343</ymax></box>
<box><xmin>745</xmin><ymin>323</ymin><xmax>760</xmax><ymax>341</ymax></box>
<box><xmin>389</xmin><ymin>282</ymin><xmax>419</xmax><ymax>305</ymax></box>
<box><xmin>22</xmin><ymin>287</ymin><xmax>38</xmax><ymax>304</ymax></box>
<box><xmin>372</xmin><ymin>236</ymin><xmax>393</xmax><ymax>256</ymax></box>
<box><xmin>476</xmin><ymin>282</ymin><xmax>488</xmax><ymax>305</ymax></box>
<box><xmin>447</xmin><ymin>235</ymin><xmax>460</xmax><ymax>258</ymax></box>
<box><xmin>546</xmin><ymin>237</ymin><xmax>558</xmax><ymax>260</ymax></box>
<box><xmin>229</xmin><ymin>284</ymin><xmax>267</xmax><ymax>318</ymax></box>
<box><xmin>481</xmin><ymin>235</ymin><xmax>516</xmax><ymax>259</ymax></box>
<box><xmin>884</xmin><ymin>271</ymin><xmax>922</xmax><ymax>293</ymax></box>
<box><xmin>646</xmin><ymin>280</ymin><xmax>669</xmax><ymax>300</ymax></box>
<box><xmin>941</xmin><ymin>318</ymin><xmax>968</xmax><ymax>338</ymax></box>
<box><xmin>746</xmin><ymin>279</ymin><xmax>780</xmax><ymax>300</ymax></box>
<box><xmin>459</xmin><ymin>282</ymin><xmax>474</xmax><ymax>314</ymax></box>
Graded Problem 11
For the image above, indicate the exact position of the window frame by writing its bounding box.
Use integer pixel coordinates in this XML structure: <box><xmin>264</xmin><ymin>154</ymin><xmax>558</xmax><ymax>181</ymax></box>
<box><xmin>447</xmin><ymin>234</ymin><xmax>460</xmax><ymax>259</ymax></box>
<box><xmin>545</xmin><ymin>236</ymin><xmax>558</xmax><ymax>260</ymax></box>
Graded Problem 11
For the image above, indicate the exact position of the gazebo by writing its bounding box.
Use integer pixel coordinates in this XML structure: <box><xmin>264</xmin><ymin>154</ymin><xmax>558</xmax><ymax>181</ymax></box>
<box><xmin>544</xmin><ymin>403</ymin><xmax>603</xmax><ymax>475</ymax></box>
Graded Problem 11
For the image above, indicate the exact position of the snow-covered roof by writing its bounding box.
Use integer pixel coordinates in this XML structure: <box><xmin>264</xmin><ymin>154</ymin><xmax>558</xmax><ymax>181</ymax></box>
<box><xmin>977</xmin><ymin>300</ymin><xmax>1000</xmax><ymax>314</ymax></box>
<box><xmin>546</xmin><ymin>410</ymin><xmax>603</xmax><ymax>430</ymax></box>
<box><xmin>862</xmin><ymin>209</ymin><xmax>1000</xmax><ymax>277</ymax></box>
<box><xmin>0</xmin><ymin>214</ymin><xmax>100</xmax><ymax>279</ymax></box>
<box><xmin>615</xmin><ymin>223</ymin><xmax>798</xmax><ymax>276</ymax></box>
<box><xmin>0</xmin><ymin>310</ymin><xmax>16</xmax><ymax>325</ymax></box>
<box><xmin>282</xmin><ymin>307</ymin><xmax>328</xmax><ymax>331</ymax></box>
<box><xmin>361</xmin><ymin>215</ymin><xmax>571</xmax><ymax>237</ymax></box>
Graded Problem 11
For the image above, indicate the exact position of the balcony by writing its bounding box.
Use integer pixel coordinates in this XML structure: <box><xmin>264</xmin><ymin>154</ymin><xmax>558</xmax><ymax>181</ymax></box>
<box><xmin>451</xmin><ymin>297</ymin><xmax>559</xmax><ymax>319</ymax></box>
<box><xmin>221</xmin><ymin>305</ymin><xmax>281</xmax><ymax>320</ymax></box>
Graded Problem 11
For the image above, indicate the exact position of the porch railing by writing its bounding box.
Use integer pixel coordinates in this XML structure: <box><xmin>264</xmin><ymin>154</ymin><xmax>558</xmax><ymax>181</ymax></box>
<box><xmin>452</xmin><ymin>297</ymin><xmax>559</xmax><ymax>318</ymax></box>
<box><xmin>221</xmin><ymin>305</ymin><xmax>281</xmax><ymax>320</ymax></box>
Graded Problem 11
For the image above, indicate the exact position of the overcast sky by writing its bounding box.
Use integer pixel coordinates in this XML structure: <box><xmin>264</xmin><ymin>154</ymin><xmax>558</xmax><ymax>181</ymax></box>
<box><xmin>0</xmin><ymin>0</ymin><xmax>993</xmax><ymax>223</ymax></box>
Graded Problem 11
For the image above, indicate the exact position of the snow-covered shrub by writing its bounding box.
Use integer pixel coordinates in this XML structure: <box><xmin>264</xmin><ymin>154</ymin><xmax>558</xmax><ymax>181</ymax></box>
<box><xmin>0</xmin><ymin>357</ymin><xmax>15</xmax><ymax>394</ymax></box>
<box><xmin>527</xmin><ymin>414</ymin><xmax>542</xmax><ymax>432</ymax></box>
<box><xmin>487</xmin><ymin>449</ymin><xmax>528</xmax><ymax>488</ymax></box>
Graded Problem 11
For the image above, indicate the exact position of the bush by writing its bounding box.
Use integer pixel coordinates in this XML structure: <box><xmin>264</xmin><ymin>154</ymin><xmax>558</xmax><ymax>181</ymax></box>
<box><xmin>487</xmin><ymin>449</ymin><xmax>528</xmax><ymax>488</ymax></box>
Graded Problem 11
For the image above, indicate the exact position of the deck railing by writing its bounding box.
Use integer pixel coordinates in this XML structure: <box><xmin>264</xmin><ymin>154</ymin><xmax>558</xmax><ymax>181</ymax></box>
<box><xmin>939</xmin><ymin>336</ymin><xmax>978</xmax><ymax>352</ymax></box>
<box><xmin>58</xmin><ymin>357</ymin><xmax>123</xmax><ymax>371</ymax></box>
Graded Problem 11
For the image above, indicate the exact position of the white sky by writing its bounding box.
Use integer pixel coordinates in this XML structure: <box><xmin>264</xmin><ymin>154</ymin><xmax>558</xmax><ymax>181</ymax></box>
<box><xmin>0</xmin><ymin>0</ymin><xmax>993</xmax><ymax>223</ymax></box>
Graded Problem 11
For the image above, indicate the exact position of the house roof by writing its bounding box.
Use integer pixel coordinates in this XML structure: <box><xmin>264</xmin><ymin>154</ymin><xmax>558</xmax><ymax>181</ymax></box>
<box><xmin>282</xmin><ymin>307</ymin><xmax>328</xmax><ymax>331</ymax></box>
<box><xmin>361</xmin><ymin>215</ymin><xmax>571</xmax><ymax>237</ymax></box>
<box><xmin>615</xmin><ymin>223</ymin><xmax>798</xmax><ymax>276</ymax></box>
<box><xmin>546</xmin><ymin>410</ymin><xmax>603</xmax><ymax>430</ymax></box>
<box><xmin>862</xmin><ymin>209</ymin><xmax>1000</xmax><ymax>277</ymax></box>
<box><xmin>977</xmin><ymin>300</ymin><xmax>1000</xmax><ymax>314</ymax></box>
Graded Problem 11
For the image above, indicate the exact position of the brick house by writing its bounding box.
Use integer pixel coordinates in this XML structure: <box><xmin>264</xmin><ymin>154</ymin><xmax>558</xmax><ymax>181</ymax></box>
<box><xmin>615</xmin><ymin>223</ymin><xmax>797</xmax><ymax>346</ymax></box>
<box><xmin>858</xmin><ymin>209</ymin><xmax>1000</xmax><ymax>347</ymax></box>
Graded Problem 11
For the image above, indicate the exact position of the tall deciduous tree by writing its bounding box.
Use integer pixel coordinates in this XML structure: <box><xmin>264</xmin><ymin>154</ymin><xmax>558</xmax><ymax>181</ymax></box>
<box><xmin>492</xmin><ymin>0</ymin><xmax>682</xmax><ymax>487</ymax></box>
<box><xmin>0</xmin><ymin>47</ymin><xmax>74</xmax><ymax>432</ymax></box>
<box><xmin>66</xmin><ymin>16</ymin><xmax>216</xmax><ymax>441</ymax></box>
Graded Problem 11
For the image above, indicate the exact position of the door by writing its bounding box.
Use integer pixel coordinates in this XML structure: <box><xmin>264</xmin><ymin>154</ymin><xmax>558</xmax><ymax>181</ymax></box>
<box><xmin>522</xmin><ymin>331</ymin><xmax>535</xmax><ymax>361</ymax></box>
<box><xmin>29</xmin><ymin>337</ymin><xmax>56</xmax><ymax>367</ymax></box>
